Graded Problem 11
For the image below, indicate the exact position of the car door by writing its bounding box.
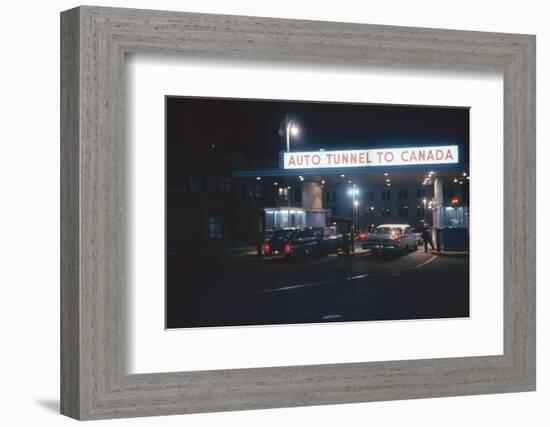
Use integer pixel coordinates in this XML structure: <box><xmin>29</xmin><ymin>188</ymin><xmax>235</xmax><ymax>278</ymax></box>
<box><xmin>403</xmin><ymin>227</ymin><xmax>415</xmax><ymax>248</ymax></box>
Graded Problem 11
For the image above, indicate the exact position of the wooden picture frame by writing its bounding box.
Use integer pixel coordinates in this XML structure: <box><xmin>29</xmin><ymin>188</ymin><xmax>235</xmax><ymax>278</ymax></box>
<box><xmin>60</xmin><ymin>6</ymin><xmax>536</xmax><ymax>420</ymax></box>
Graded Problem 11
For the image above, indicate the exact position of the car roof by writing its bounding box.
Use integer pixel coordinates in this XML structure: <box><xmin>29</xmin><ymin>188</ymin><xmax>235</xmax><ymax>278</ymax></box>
<box><xmin>376</xmin><ymin>224</ymin><xmax>411</xmax><ymax>229</ymax></box>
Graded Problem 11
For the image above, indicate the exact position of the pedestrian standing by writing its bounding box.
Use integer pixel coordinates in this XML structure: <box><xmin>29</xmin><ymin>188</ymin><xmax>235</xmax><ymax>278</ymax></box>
<box><xmin>422</xmin><ymin>226</ymin><xmax>435</xmax><ymax>252</ymax></box>
<box><xmin>349</xmin><ymin>226</ymin><xmax>355</xmax><ymax>253</ymax></box>
<box><xmin>342</xmin><ymin>226</ymin><xmax>350</xmax><ymax>256</ymax></box>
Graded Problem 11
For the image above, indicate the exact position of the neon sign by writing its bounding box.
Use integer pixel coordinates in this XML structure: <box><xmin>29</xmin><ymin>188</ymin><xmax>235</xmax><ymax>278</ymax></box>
<box><xmin>283</xmin><ymin>145</ymin><xmax>459</xmax><ymax>169</ymax></box>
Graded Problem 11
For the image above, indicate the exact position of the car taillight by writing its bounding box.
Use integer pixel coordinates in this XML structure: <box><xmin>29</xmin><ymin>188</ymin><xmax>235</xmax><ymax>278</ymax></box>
<box><xmin>359</xmin><ymin>232</ymin><xmax>367</xmax><ymax>241</ymax></box>
<box><xmin>283</xmin><ymin>242</ymin><xmax>293</xmax><ymax>254</ymax></box>
<box><xmin>262</xmin><ymin>243</ymin><xmax>270</xmax><ymax>254</ymax></box>
<box><xmin>391</xmin><ymin>233</ymin><xmax>401</xmax><ymax>241</ymax></box>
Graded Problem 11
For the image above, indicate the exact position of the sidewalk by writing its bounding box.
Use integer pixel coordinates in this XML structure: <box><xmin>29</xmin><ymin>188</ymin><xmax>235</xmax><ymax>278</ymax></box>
<box><xmin>430</xmin><ymin>249</ymin><xmax>469</xmax><ymax>257</ymax></box>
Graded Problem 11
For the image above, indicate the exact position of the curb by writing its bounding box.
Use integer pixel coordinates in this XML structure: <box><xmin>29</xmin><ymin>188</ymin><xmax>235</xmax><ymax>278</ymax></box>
<box><xmin>431</xmin><ymin>250</ymin><xmax>469</xmax><ymax>257</ymax></box>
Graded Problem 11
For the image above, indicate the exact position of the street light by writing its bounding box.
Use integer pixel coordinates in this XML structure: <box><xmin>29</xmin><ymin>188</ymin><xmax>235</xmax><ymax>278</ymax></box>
<box><xmin>348</xmin><ymin>187</ymin><xmax>360</xmax><ymax>230</ymax></box>
<box><xmin>285</xmin><ymin>116</ymin><xmax>299</xmax><ymax>152</ymax></box>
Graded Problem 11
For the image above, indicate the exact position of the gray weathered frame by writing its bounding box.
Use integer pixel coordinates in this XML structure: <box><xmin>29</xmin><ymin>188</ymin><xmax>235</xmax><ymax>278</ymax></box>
<box><xmin>61</xmin><ymin>5</ymin><xmax>536</xmax><ymax>420</ymax></box>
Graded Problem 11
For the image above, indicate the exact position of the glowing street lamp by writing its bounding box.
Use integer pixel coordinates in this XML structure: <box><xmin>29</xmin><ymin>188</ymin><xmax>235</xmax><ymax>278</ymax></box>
<box><xmin>285</xmin><ymin>116</ymin><xmax>300</xmax><ymax>152</ymax></box>
<box><xmin>348</xmin><ymin>187</ymin><xmax>360</xmax><ymax>230</ymax></box>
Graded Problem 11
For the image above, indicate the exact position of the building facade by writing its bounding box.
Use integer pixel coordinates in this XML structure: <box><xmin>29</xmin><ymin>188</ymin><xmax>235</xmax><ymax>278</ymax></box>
<box><xmin>323</xmin><ymin>184</ymin><xmax>433</xmax><ymax>230</ymax></box>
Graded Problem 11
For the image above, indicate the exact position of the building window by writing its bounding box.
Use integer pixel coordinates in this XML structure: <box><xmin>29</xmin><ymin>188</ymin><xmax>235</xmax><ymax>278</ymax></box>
<box><xmin>381</xmin><ymin>190</ymin><xmax>391</xmax><ymax>201</ymax></box>
<box><xmin>220</xmin><ymin>178</ymin><xmax>231</xmax><ymax>192</ymax></box>
<box><xmin>381</xmin><ymin>207</ymin><xmax>392</xmax><ymax>218</ymax></box>
<box><xmin>245</xmin><ymin>183</ymin><xmax>254</xmax><ymax>198</ymax></box>
<box><xmin>245</xmin><ymin>182</ymin><xmax>262</xmax><ymax>199</ymax></box>
<box><xmin>188</xmin><ymin>176</ymin><xmax>202</xmax><ymax>191</ymax></box>
<box><xmin>416</xmin><ymin>189</ymin><xmax>426</xmax><ymax>199</ymax></box>
<box><xmin>331</xmin><ymin>207</ymin><xmax>338</xmax><ymax>216</ymax></box>
<box><xmin>398</xmin><ymin>189</ymin><xmax>408</xmax><ymax>200</ymax></box>
<box><xmin>332</xmin><ymin>192</ymin><xmax>337</xmax><ymax>203</ymax></box>
<box><xmin>208</xmin><ymin>217</ymin><xmax>223</xmax><ymax>239</ymax></box>
<box><xmin>279</xmin><ymin>187</ymin><xmax>289</xmax><ymax>200</ymax></box>
<box><xmin>254</xmin><ymin>183</ymin><xmax>262</xmax><ymax>198</ymax></box>
<box><xmin>369</xmin><ymin>191</ymin><xmax>375</xmax><ymax>201</ymax></box>
<box><xmin>398</xmin><ymin>206</ymin><xmax>409</xmax><ymax>218</ymax></box>
<box><xmin>325</xmin><ymin>191</ymin><xmax>330</xmax><ymax>204</ymax></box>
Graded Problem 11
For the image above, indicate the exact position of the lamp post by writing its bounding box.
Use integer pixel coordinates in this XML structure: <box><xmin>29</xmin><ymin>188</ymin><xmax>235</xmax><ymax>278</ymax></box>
<box><xmin>285</xmin><ymin>116</ymin><xmax>299</xmax><ymax>152</ymax></box>
<box><xmin>348</xmin><ymin>187</ymin><xmax>360</xmax><ymax>230</ymax></box>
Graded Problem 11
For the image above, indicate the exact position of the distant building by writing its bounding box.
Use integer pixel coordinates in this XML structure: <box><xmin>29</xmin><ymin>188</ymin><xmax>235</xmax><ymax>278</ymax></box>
<box><xmin>323</xmin><ymin>184</ymin><xmax>433</xmax><ymax>229</ymax></box>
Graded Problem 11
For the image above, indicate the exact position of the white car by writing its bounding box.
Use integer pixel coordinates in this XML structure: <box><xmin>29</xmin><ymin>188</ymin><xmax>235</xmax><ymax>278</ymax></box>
<box><xmin>361</xmin><ymin>223</ymin><xmax>418</xmax><ymax>256</ymax></box>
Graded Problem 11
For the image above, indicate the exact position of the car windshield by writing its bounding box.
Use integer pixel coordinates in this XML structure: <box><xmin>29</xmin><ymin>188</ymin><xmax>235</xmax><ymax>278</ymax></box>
<box><xmin>375</xmin><ymin>227</ymin><xmax>402</xmax><ymax>235</ymax></box>
<box><xmin>292</xmin><ymin>229</ymin><xmax>313</xmax><ymax>239</ymax></box>
<box><xmin>272</xmin><ymin>230</ymin><xmax>293</xmax><ymax>238</ymax></box>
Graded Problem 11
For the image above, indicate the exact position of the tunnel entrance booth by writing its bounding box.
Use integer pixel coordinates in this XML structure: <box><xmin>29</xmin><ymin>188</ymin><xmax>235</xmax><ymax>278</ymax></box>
<box><xmin>264</xmin><ymin>207</ymin><xmax>330</xmax><ymax>230</ymax></box>
<box><xmin>233</xmin><ymin>145</ymin><xmax>469</xmax><ymax>252</ymax></box>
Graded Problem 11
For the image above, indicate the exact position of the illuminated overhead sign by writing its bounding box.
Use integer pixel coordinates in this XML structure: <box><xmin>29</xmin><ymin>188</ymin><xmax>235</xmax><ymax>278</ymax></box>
<box><xmin>283</xmin><ymin>145</ymin><xmax>459</xmax><ymax>169</ymax></box>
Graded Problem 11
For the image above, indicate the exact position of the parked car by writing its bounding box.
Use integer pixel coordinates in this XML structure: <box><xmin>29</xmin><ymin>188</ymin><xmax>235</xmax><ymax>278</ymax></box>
<box><xmin>360</xmin><ymin>223</ymin><xmax>418</xmax><ymax>256</ymax></box>
<box><xmin>262</xmin><ymin>227</ymin><xmax>342</xmax><ymax>258</ymax></box>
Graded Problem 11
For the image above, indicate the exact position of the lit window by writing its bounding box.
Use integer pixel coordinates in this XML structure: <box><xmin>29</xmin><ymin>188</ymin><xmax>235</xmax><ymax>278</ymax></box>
<box><xmin>208</xmin><ymin>217</ymin><xmax>223</xmax><ymax>239</ymax></box>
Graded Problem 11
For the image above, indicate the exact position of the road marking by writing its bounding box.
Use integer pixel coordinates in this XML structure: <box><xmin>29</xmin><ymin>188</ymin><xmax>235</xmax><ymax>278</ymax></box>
<box><xmin>258</xmin><ymin>255</ymin><xmax>437</xmax><ymax>294</ymax></box>
<box><xmin>386</xmin><ymin>255</ymin><xmax>437</xmax><ymax>274</ymax></box>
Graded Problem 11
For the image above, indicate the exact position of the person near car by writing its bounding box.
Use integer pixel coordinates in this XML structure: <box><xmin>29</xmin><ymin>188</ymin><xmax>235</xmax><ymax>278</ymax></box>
<box><xmin>342</xmin><ymin>226</ymin><xmax>350</xmax><ymax>256</ymax></box>
<box><xmin>422</xmin><ymin>225</ymin><xmax>435</xmax><ymax>252</ymax></box>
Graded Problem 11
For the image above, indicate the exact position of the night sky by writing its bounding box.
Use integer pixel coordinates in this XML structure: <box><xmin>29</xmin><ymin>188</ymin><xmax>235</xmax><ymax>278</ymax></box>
<box><xmin>166</xmin><ymin>96</ymin><xmax>469</xmax><ymax>164</ymax></box>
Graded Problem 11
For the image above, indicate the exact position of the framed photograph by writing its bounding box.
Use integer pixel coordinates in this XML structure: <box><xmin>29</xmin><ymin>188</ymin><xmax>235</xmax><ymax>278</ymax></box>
<box><xmin>61</xmin><ymin>6</ymin><xmax>536</xmax><ymax>420</ymax></box>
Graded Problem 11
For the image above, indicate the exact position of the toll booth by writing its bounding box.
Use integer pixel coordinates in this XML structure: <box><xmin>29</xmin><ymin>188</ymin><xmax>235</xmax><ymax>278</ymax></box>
<box><xmin>263</xmin><ymin>207</ymin><xmax>330</xmax><ymax>231</ymax></box>
<box><xmin>431</xmin><ymin>177</ymin><xmax>469</xmax><ymax>251</ymax></box>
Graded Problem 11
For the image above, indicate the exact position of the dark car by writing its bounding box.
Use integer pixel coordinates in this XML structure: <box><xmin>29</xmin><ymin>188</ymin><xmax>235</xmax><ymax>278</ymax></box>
<box><xmin>263</xmin><ymin>227</ymin><xmax>342</xmax><ymax>258</ymax></box>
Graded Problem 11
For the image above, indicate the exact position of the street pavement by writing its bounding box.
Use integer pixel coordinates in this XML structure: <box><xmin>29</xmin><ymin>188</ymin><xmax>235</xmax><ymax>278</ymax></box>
<box><xmin>166</xmin><ymin>248</ymin><xmax>469</xmax><ymax>328</ymax></box>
